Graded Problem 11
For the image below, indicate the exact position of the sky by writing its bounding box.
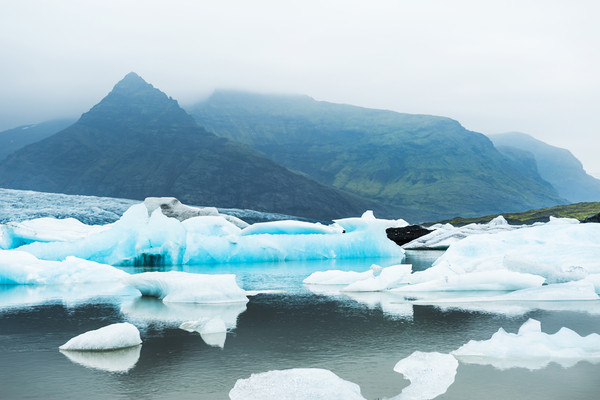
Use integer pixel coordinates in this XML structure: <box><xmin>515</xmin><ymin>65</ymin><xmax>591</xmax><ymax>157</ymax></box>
<box><xmin>2</xmin><ymin>0</ymin><xmax>599</xmax><ymax>176</ymax></box>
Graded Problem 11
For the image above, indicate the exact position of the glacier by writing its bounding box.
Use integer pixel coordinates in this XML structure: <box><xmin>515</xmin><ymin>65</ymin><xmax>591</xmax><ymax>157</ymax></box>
<box><xmin>391</xmin><ymin>351</ymin><xmax>458</xmax><ymax>400</ymax></box>
<box><xmin>59</xmin><ymin>322</ymin><xmax>142</xmax><ymax>351</ymax></box>
<box><xmin>7</xmin><ymin>204</ymin><xmax>404</xmax><ymax>265</ymax></box>
<box><xmin>452</xmin><ymin>318</ymin><xmax>600</xmax><ymax>370</ymax></box>
<box><xmin>229</xmin><ymin>368</ymin><xmax>366</xmax><ymax>400</ymax></box>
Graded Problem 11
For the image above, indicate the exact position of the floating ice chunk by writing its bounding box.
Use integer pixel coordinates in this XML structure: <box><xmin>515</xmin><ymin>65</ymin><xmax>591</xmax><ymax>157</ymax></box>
<box><xmin>229</xmin><ymin>368</ymin><xmax>366</xmax><ymax>400</ymax></box>
<box><xmin>0</xmin><ymin>250</ymin><xmax>128</xmax><ymax>285</ymax></box>
<box><xmin>391</xmin><ymin>270</ymin><xmax>545</xmax><ymax>292</ymax></box>
<box><xmin>240</xmin><ymin>220</ymin><xmax>342</xmax><ymax>235</ymax></box>
<box><xmin>334</xmin><ymin>210</ymin><xmax>408</xmax><ymax>233</ymax></box>
<box><xmin>180</xmin><ymin>317</ymin><xmax>228</xmax><ymax>348</ymax></box>
<box><xmin>0</xmin><ymin>217</ymin><xmax>111</xmax><ymax>249</ymax></box>
<box><xmin>303</xmin><ymin>270</ymin><xmax>374</xmax><ymax>285</ymax></box>
<box><xmin>60</xmin><ymin>346</ymin><xmax>141</xmax><ymax>373</ymax></box>
<box><xmin>59</xmin><ymin>322</ymin><xmax>142</xmax><ymax>351</ymax></box>
<box><xmin>413</xmin><ymin>281</ymin><xmax>599</xmax><ymax>304</ymax></box>
<box><xmin>19</xmin><ymin>204</ymin><xmax>403</xmax><ymax>265</ymax></box>
<box><xmin>403</xmin><ymin>216</ymin><xmax>521</xmax><ymax>250</ymax></box>
<box><xmin>391</xmin><ymin>351</ymin><xmax>458</xmax><ymax>400</ymax></box>
<box><xmin>429</xmin><ymin>222</ymin><xmax>600</xmax><ymax>283</ymax></box>
<box><xmin>547</xmin><ymin>216</ymin><xmax>580</xmax><ymax>225</ymax></box>
<box><xmin>342</xmin><ymin>264</ymin><xmax>412</xmax><ymax>292</ymax></box>
<box><xmin>452</xmin><ymin>318</ymin><xmax>600</xmax><ymax>370</ymax></box>
<box><xmin>125</xmin><ymin>271</ymin><xmax>248</xmax><ymax>304</ymax></box>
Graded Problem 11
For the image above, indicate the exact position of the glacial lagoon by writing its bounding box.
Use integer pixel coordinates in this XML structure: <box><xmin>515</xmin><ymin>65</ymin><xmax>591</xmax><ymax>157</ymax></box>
<box><xmin>1</xmin><ymin>251</ymin><xmax>599</xmax><ymax>400</ymax></box>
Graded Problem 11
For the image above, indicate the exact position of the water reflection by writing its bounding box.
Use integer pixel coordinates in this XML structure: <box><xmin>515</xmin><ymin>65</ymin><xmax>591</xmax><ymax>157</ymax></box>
<box><xmin>60</xmin><ymin>346</ymin><xmax>141</xmax><ymax>373</ymax></box>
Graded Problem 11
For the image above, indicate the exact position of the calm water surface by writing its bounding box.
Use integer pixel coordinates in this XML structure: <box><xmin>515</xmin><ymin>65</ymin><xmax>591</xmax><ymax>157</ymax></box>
<box><xmin>1</xmin><ymin>251</ymin><xmax>599</xmax><ymax>399</ymax></box>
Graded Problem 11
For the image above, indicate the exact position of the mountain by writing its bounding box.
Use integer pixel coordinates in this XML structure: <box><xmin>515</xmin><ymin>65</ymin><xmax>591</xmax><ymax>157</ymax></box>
<box><xmin>0</xmin><ymin>119</ymin><xmax>76</xmax><ymax>161</ymax></box>
<box><xmin>187</xmin><ymin>91</ymin><xmax>566</xmax><ymax>220</ymax></box>
<box><xmin>0</xmin><ymin>73</ymin><xmax>388</xmax><ymax>221</ymax></box>
<box><xmin>489</xmin><ymin>132</ymin><xmax>600</xmax><ymax>203</ymax></box>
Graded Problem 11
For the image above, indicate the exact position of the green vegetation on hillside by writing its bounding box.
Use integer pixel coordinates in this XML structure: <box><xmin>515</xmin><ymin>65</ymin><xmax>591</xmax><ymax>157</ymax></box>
<box><xmin>189</xmin><ymin>91</ymin><xmax>565</xmax><ymax>222</ymax></box>
<box><xmin>0</xmin><ymin>73</ymin><xmax>388</xmax><ymax>221</ymax></box>
<box><xmin>432</xmin><ymin>202</ymin><xmax>600</xmax><ymax>226</ymax></box>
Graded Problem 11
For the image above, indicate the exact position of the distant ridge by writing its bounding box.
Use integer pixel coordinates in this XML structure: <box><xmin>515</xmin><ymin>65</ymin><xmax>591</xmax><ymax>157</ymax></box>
<box><xmin>0</xmin><ymin>73</ymin><xmax>389</xmax><ymax>220</ymax></box>
<box><xmin>0</xmin><ymin>118</ymin><xmax>76</xmax><ymax>161</ymax></box>
<box><xmin>188</xmin><ymin>90</ymin><xmax>566</xmax><ymax>220</ymax></box>
<box><xmin>489</xmin><ymin>132</ymin><xmax>600</xmax><ymax>203</ymax></box>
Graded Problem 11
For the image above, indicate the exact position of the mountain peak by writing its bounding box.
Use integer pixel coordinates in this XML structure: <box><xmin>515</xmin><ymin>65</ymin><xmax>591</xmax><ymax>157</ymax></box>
<box><xmin>79</xmin><ymin>73</ymin><xmax>197</xmax><ymax>128</ymax></box>
<box><xmin>111</xmin><ymin>72</ymin><xmax>155</xmax><ymax>95</ymax></box>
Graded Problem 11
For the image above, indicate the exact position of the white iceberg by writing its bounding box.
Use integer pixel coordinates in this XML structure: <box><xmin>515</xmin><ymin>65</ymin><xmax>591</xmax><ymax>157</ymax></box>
<box><xmin>452</xmin><ymin>318</ymin><xmax>600</xmax><ymax>370</ymax></box>
<box><xmin>427</xmin><ymin>222</ymin><xmax>600</xmax><ymax>284</ymax></box>
<box><xmin>391</xmin><ymin>351</ymin><xmax>458</xmax><ymax>400</ymax></box>
<box><xmin>60</xmin><ymin>345</ymin><xmax>141</xmax><ymax>373</ymax></box>
<box><xmin>0</xmin><ymin>249</ymin><xmax>128</xmax><ymax>285</ymax></box>
<box><xmin>180</xmin><ymin>317</ymin><xmax>228</xmax><ymax>348</ymax></box>
<box><xmin>303</xmin><ymin>269</ymin><xmax>374</xmax><ymax>285</ymax></box>
<box><xmin>403</xmin><ymin>216</ymin><xmax>521</xmax><ymax>250</ymax></box>
<box><xmin>0</xmin><ymin>217</ymin><xmax>111</xmax><ymax>249</ymax></box>
<box><xmin>125</xmin><ymin>271</ymin><xmax>248</xmax><ymax>303</ymax></box>
<box><xmin>391</xmin><ymin>270</ymin><xmax>545</xmax><ymax>292</ymax></box>
<box><xmin>59</xmin><ymin>322</ymin><xmax>142</xmax><ymax>351</ymax></box>
<box><xmin>16</xmin><ymin>205</ymin><xmax>404</xmax><ymax>265</ymax></box>
<box><xmin>304</xmin><ymin>264</ymin><xmax>412</xmax><ymax>292</ymax></box>
<box><xmin>342</xmin><ymin>264</ymin><xmax>412</xmax><ymax>292</ymax></box>
<box><xmin>229</xmin><ymin>368</ymin><xmax>366</xmax><ymax>400</ymax></box>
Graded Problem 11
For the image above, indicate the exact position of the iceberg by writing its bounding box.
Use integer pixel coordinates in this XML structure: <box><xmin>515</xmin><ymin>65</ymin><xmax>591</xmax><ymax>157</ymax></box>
<box><xmin>60</xmin><ymin>346</ymin><xmax>141</xmax><ymax>373</ymax></box>
<box><xmin>403</xmin><ymin>216</ymin><xmax>521</xmax><ymax>250</ymax></box>
<box><xmin>304</xmin><ymin>264</ymin><xmax>412</xmax><ymax>292</ymax></box>
<box><xmin>391</xmin><ymin>351</ymin><xmax>458</xmax><ymax>400</ymax></box>
<box><xmin>391</xmin><ymin>270</ymin><xmax>545</xmax><ymax>292</ymax></box>
<box><xmin>16</xmin><ymin>205</ymin><xmax>404</xmax><ymax>265</ymax></box>
<box><xmin>342</xmin><ymin>264</ymin><xmax>412</xmax><ymax>292</ymax></box>
<box><xmin>452</xmin><ymin>318</ymin><xmax>600</xmax><ymax>370</ymax></box>
<box><xmin>428</xmin><ymin>222</ymin><xmax>600</xmax><ymax>283</ymax></box>
<box><xmin>0</xmin><ymin>217</ymin><xmax>111</xmax><ymax>249</ymax></box>
<box><xmin>180</xmin><ymin>317</ymin><xmax>228</xmax><ymax>348</ymax></box>
<box><xmin>0</xmin><ymin>249</ymin><xmax>128</xmax><ymax>285</ymax></box>
<box><xmin>229</xmin><ymin>368</ymin><xmax>366</xmax><ymax>400</ymax></box>
<box><xmin>125</xmin><ymin>271</ymin><xmax>248</xmax><ymax>303</ymax></box>
<box><xmin>59</xmin><ymin>322</ymin><xmax>142</xmax><ymax>351</ymax></box>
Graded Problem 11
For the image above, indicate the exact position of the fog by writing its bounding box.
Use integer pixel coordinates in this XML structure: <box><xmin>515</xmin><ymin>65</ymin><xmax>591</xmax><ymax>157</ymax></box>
<box><xmin>2</xmin><ymin>0</ymin><xmax>599</xmax><ymax>175</ymax></box>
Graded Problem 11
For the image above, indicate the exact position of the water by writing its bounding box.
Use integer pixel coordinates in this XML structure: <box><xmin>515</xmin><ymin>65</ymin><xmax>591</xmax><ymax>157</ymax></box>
<box><xmin>1</xmin><ymin>251</ymin><xmax>599</xmax><ymax>399</ymax></box>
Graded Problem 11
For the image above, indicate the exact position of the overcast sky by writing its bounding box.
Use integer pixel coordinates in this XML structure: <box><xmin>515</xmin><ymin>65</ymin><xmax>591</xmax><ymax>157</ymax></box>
<box><xmin>2</xmin><ymin>0</ymin><xmax>599</xmax><ymax>176</ymax></box>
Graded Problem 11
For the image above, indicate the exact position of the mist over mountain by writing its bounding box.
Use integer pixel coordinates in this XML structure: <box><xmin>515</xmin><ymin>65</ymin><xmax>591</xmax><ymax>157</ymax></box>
<box><xmin>0</xmin><ymin>119</ymin><xmax>76</xmax><ymax>161</ymax></box>
<box><xmin>0</xmin><ymin>73</ymin><xmax>386</xmax><ymax>221</ymax></box>
<box><xmin>188</xmin><ymin>91</ymin><xmax>566</xmax><ymax>220</ymax></box>
<box><xmin>489</xmin><ymin>132</ymin><xmax>600</xmax><ymax>203</ymax></box>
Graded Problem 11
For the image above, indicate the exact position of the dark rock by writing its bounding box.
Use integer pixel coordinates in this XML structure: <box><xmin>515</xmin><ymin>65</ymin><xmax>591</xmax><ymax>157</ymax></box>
<box><xmin>386</xmin><ymin>225</ymin><xmax>433</xmax><ymax>246</ymax></box>
<box><xmin>583</xmin><ymin>213</ymin><xmax>600</xmax><ymax>223</ymax></box>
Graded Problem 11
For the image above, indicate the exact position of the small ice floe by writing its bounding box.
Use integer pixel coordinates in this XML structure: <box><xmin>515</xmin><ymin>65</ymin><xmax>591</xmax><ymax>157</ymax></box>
<box><xmin>59</xmin><ymin>322</ymin><xmax>142</xmax><ymax>351</ymax></box>
<box><xmin>60</xmin><ymin>346</ymin><xmax>141</xmax><ymax>373</ymax></box>
<box><xmin>391</xmin><ymin>270</ymin><xmax>545</xmax><ymax>293</ymax></box>
<box><xmin>303</xmin><ymin>264</ymin><xmax>412</xmax><ymax>292</ymax></box>
<box><xmin>0</xmin><ymin>250</ymin><xmax>128</xmax><ymax>285</ymax></box>
<box><xmin>390</xmin><ymin>351</ymin><xmax>458</xmax><ymax>400</ymax></box>
<box><xmin>452</xmin><ymin>318</ymin><xmax>600</xmax><ymax>370</ymax></box>
<box><xmin>180</xmin><ymin>317</ymin><xmax>228</xmax><ymax>348</ymax></box>
<box><xmin>125</xmin><ymin>271</ymin><xmax>248</xmax><ymax>303</ymax></box>
<box><xmin>229</xmin><ymin>368</ymin><xmax>366</xmax><ymax>400</ymax></box>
